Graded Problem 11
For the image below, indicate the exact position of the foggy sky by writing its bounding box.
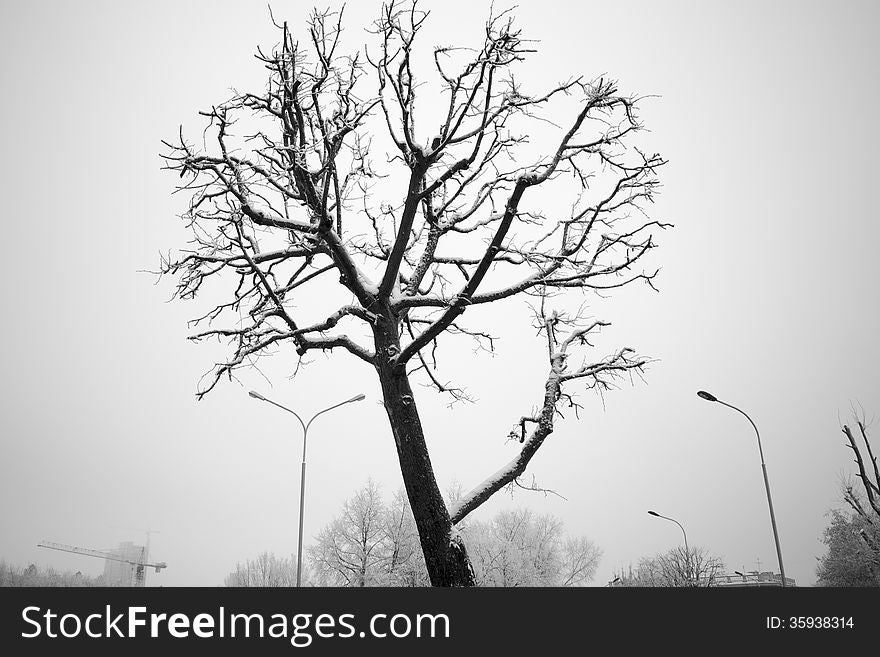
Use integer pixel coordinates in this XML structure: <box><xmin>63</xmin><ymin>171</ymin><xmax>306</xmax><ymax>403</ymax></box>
<box><xmin>1</xmin><ymin>0</ymin><xmax>878</xmax><ymax>587</ymax></box>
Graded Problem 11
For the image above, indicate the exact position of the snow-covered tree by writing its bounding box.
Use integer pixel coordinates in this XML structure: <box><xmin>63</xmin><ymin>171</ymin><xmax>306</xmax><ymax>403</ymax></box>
<box><xmin>162</xmin><ymin>0</ymin><xmax>665</xmax><ymax>585</ymax></box>
<box><xmin>224</xmin><ymin>551</ymin><xmax>302</xmax><ymax>587</ymax></box>
<box><xmin>308</xmin><ymin>482</ymin><xmax>599</xmax><ymax>586</ymax></box>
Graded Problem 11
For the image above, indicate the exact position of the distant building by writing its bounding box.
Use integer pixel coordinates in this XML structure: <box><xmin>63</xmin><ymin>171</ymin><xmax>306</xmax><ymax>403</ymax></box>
<box><xmin>606</xmin><ymin>568</ymin><xmax>796</xmax><ymax>587</ymax></box>
<box><xmin>715</xmin><ymin>571</ymin><xmax>796</xmax><ymax>587</ymax></box>
<box><xmin>103</xmin><ymin>542</ymin><xmax>147</xmax><ymax>587</ymax></box>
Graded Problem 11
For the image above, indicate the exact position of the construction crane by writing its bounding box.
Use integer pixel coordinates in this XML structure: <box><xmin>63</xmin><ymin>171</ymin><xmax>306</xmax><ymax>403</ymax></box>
<box><xmin>37</xmin><ymin>540</ymin><xmax>167</xmax><ymax>587</ymax></box>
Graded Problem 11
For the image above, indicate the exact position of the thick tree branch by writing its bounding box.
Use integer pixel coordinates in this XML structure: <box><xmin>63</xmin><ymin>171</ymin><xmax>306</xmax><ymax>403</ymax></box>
<box><xmin>451</xmin><ymin>313</ymin><xmax>646</xmax><ymax>524</ymax></box>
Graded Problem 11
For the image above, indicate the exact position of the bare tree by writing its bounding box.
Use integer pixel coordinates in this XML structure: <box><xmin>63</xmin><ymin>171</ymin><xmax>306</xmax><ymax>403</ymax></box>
<box><xmin>0</xmin><ymin>560</ymin><xmax>107</xmax><ymax>587</ymax></box>
<box><xmin>224</xmin><ymin>551</ymin><xmax>301</xmax><ymax>587</ymax></box>
<box><xmin>615</xmin><ymin>546</ymin><xmax>725</xmax><ymax>587</ymax></box>
<box><xmin>462</xmin><ymin>508</ymin><xmax>601</xmax><ymax>586</ymax></box>
<box><xmin>560</xmin><ymin>536</ymin><xmax>604</xmax><ymax>587</ymax></box>
<box><xmin>310</xmin><ymin>482</ymin><xmax>429</xmax><ymax>586</ymax></box>
<box><xmin>309</xmin><ymin>479</ymin><xmax>408</xmax><ymax>586</ymax></box>
<box><xmin>816</xmin><ymin>413</ymin><xmax>880</xmax><ymax>585</ymax></box>
<box><xmin>309</xmin><ymin>481</ymin><xmax>598</xmax><ymax>586</ymax></box>
<box><xmin>161</xmin><ymin>1</ymin><xmax>666</xmax><ymax>586</ymax></box>
<box><xmin>841</xmin><ymin>417</ymin><xmax>880</xmax><ymax>538</ymax></box>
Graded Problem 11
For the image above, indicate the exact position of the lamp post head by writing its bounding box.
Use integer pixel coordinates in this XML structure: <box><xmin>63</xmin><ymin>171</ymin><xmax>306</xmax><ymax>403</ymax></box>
<box><xmin>697</xmin><ymin>390</ymin><xmax>718</xmax><ymax>402</ymax></box>
<box><xmin>248</xmin><ymin>390</ymin><xmax>267</xmax><ymax>401</ymax></box>
<box><xmin>647</xmin><ymin>510</ymin><xmax>659</xmax><ymax>517</ymax></box>
<box><xmin>347</xmin><ymin>393</ymin><xmax>366</xmax><ymax>403</ymax></box>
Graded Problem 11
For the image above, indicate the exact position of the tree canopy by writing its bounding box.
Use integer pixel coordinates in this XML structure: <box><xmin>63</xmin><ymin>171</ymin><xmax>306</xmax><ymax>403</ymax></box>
<box><xmin>162</xmin><ymin>0</ymin><xmax>665</xmax><ymax>585</ymax></box>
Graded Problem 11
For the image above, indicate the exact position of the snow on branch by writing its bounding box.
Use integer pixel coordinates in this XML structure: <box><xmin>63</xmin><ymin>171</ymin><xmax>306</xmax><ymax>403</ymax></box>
<box><xmin>450</xmin><ymin>305</ymin><xmax>648</xmax><ymax>525</ymax></box>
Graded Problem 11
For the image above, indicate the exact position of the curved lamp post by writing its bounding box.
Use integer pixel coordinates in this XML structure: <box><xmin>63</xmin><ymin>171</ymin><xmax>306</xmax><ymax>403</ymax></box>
<box><xmin>697</xmin><ymin>390</ymin><xmax>787</xmax><ymax>587</ymax></box>
<box><xmin>249</xmin><ymin>390</ymin><xmax>365</xmax><ymax>587</ymax></box>
<box><xmin>648</xmin><ymin>510</ymin><xmax>691</xmax><ymax>585</ymax></box>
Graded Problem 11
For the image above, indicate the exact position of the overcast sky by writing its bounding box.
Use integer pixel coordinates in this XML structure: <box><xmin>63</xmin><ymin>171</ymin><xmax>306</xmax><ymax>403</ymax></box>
<box><xmin>1</xmin><ymin>0</ymin><xmax>878</xmax><ymax>587</ymax></box>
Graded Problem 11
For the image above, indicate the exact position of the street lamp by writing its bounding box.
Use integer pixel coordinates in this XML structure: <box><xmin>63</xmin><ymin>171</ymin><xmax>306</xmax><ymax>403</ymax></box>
<box><xmin>248</xmin><ymin>390</ymin><xmax>366</xmax><ymax>587</ymax></box>
<box><xmin>697</xmin><ymin>390</ymin><xmax>787</xmax><ymax>587</ymax></box>
<box><xmin>648</xmin><ymin>510</ymin><xmax>691</xmax><ymax>585</ymax></box>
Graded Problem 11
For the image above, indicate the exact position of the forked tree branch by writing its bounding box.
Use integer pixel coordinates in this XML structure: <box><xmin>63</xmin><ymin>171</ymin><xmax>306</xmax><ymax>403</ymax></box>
<box><xmin>843</xmin><ymin>422</ymin><xmax>880</xmax><ymax>520</ymax></box>
<box><xmin>450</xmin><ymin>310</ymin><xmax>647</xmax><ymax>524</ymax></box>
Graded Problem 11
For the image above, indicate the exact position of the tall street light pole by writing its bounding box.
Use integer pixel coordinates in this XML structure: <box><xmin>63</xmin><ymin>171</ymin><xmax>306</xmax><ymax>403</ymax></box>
<box><xmin>648</xmin><ymin>510</ymin><xmax>691</xmax><ymax>584</ymax></box>
<box><xmin>249</xmin><ymin>390</ymin><xmax>366</xmax><ymax>587</ymax></box>
<box><xmin>697</xmin><ymin>390</ymin><xmax>787</xmax><ymax>587</ymax></box>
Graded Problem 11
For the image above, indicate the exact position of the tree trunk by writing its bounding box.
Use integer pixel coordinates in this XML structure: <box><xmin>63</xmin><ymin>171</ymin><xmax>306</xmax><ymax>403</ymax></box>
<box><xmin>372</xmin><ymin>318</ymin><xmax>475</xmax><ymax>586</ymax></box>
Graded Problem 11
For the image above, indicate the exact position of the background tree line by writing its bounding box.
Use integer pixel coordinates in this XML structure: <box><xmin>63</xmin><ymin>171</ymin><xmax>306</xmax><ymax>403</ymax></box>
<box><xmin>611</xmin><ymin>546</ymin><xmax>725</xmax><ymax>587</ymax></box>
<box><xmin>225</xmin><ymin>480</ymin><xmax>601</xmax><ymax>587</ymax></box>
<box><xmin>0</xmin><ymin>561</ymin><xmax>106</xmax><ymax>587</ymax></box>
<box><xmin>227</xmin><ymin>410</ymin><xmax>880</xmax><ymax>589</ymax></box>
